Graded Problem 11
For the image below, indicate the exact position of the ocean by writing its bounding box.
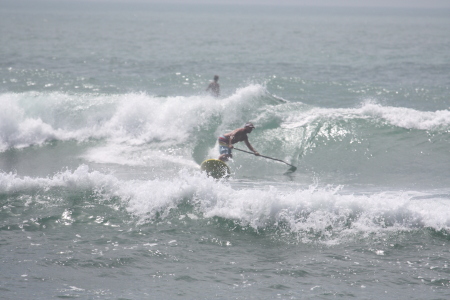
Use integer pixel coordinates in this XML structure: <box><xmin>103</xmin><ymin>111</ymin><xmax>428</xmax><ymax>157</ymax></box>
<box><xmin>1</xmin><ymin>1</ymin><xmax>449</xmax><ymax>299</ymax></box>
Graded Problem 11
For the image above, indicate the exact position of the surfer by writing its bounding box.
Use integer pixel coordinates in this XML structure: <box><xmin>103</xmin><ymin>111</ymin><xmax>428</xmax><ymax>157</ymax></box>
<box><xmin>218</xmin><ymin>122</ymin><xmax>260</xmax><ymax>161</ymax></box>
<box><xmin>206</xmin><ymin>75</ymin><xmax>220</xmax><ymax>97</ymax></box>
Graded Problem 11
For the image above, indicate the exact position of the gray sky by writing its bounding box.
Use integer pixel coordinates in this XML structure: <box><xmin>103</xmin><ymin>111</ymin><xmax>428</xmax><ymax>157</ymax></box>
<box><xmin>38</xmin><ymin>0</ymin><xmax>450</xmax><ymax>8</ymax></box>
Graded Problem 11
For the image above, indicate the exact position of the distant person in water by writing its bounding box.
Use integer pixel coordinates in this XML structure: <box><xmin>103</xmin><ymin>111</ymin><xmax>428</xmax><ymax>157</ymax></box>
<box><xmin>206</xmin><ymin>75</ymin><xmax>220</xmax><ymax>97</ymax></box>
<box><xmin>218</xmin><ymin>122</ymin><xmax>260</xmax><ymax>161</ymax></box>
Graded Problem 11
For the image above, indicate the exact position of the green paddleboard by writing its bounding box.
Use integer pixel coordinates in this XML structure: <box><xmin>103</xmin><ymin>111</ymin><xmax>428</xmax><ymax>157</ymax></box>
<box><xmin>200</xmin><ymin>159</ymin><xmax>231</xmax><ymax>179</ymax></box>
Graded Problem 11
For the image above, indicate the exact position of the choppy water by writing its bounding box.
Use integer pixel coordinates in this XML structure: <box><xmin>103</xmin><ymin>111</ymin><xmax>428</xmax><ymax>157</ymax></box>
<box><xmin>1</xmin><ymin>2</ymin><xmax>450</xmax><ymax>299</ymax></box>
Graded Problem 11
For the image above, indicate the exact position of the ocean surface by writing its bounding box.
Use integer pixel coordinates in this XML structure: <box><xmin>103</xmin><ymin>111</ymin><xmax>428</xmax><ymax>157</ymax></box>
<box><xmin>1</xmin><ymin>1</ymin><xmax>450</xmax><ymax>299</ymax></box>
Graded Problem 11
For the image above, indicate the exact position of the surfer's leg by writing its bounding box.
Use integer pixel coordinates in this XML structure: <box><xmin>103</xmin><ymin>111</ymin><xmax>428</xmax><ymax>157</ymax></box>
<box><xmin>219</xmin><ymin>145</ymin><xmax>232</xmax><ymax>161</ymax></box>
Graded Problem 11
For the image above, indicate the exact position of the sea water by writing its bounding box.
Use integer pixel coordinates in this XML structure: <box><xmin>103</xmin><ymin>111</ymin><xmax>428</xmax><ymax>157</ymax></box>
<box><xmin>1</xmin><ymin>1</ymin><xmax>449</xmax><ymax>299</ymax></box>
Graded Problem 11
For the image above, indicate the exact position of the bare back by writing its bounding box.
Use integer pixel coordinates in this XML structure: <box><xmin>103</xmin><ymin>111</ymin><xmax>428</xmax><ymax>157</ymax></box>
<box><xmin>224</xmin><ymin>128</ymin><xmax>248</xmax><ymax>144</ymax></box>
<box><xmin>218</xmin><ymin>125</ymin><xmax>259</xmax><ymax>161</ymax></box>
<box><xmin>207</xmin><ymin>82</ymin><xmax>220</xmax><ymax>97</ymax></box>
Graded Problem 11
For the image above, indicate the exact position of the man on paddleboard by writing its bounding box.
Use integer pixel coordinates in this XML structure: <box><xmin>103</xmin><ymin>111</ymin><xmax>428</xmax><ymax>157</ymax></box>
<box><xmin>218</xmin><ymin>122</ymin><xmax>260</xmax><ymax>161</ymax></box>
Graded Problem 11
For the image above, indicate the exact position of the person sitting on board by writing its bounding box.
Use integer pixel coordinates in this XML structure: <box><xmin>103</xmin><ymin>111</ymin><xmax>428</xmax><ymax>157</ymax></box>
<box><xmin>218</xmin><ymin>122</ymin><xmax>260</xmax><ymax>161</ymax></box>
<box><xmin>206</xmin><ymin>75</ymin><xmax>220</xmax><ymax>97</ymax></box>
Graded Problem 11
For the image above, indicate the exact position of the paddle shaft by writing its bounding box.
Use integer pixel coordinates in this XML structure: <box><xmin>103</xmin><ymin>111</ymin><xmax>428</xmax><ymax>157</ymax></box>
<box><xmin>233</xmin><ymin>147</ymin><xmax>296</xmax><ymax>169</ymax></box>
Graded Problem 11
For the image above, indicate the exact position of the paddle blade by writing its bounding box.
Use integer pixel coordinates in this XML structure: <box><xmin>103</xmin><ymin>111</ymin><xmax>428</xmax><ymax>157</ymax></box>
<box><xmin>283</xmin><ymin>165</ymin><xmax>297</xmax><ymax>175</ymax></box>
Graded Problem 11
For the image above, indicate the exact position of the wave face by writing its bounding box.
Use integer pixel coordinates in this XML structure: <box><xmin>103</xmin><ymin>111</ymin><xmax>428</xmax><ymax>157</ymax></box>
<box><xmin>1</xmin><ymin>86</ymin><xmax>448</xmax><ymax>188</ymax></box>
<box><xmin>2</xmin><ymin>83</ymin><xmax>448</xmax><ymax>243</ymax></box>
<box><xmin>1</xmin><ymin>165</ymin><xmax>449</xmax><ymax>245</ymax></box>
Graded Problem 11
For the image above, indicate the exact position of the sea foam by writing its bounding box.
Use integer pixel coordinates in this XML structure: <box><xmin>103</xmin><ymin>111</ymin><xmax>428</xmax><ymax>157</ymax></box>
<box><xmin>2</xmin><ymin>165</ymin><xmax>449</xmax><ymax>244</ymax></box>
<box><xmin>282</xmin><ymin>101</ymin><xmax>450</xmax><ymax>132</ymax></box>
<box><xmin>0</xmin><ymin>85</ymin><xmax>269</xmax><ymax>152</ymax></box>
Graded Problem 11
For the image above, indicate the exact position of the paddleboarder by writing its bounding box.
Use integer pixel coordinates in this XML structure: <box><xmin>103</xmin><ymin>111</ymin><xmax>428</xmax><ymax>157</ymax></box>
<box><xmin>206</xmin><ymin>75</ymin><xmax>220</xmax><ymax>97</ymax></box>
<box><xmin>218</xmin><ymin>122</ymin><xmax>260</xmax><ymax>161</ymax></box>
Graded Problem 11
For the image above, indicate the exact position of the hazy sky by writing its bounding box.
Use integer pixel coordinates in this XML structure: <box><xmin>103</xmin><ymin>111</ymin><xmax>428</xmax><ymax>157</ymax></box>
<box><xmin>9</xmin><ymin>0</ymin><xmax>450</xmax><ymax>8</ymax></box>
<box><xmin>96</xmin><ymin>0</ymin><xmax>450</xmax><ymax>8</ymax></box>
<box><xmin>167</xmin><ymin>0</ymin><xmax>447</xmax><ymax>7</ymax></box>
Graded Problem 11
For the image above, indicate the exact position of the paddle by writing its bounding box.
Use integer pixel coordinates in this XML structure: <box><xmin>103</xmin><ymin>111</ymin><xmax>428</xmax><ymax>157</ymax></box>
<box><xmin>233</xmin><ymin>147</ymin><xmax>297</xmax><ymax>172</ymax></box>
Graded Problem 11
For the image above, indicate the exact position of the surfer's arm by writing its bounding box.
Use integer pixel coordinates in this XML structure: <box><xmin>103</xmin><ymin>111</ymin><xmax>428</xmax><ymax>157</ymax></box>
<box><xmin>228</xmin><ymin>136</ymin><xmax>234</xmax><ymax>149</ymax></box>
<box><xmin>244</xmin><ymin>139</ymin><xmax>259</xmax><ymax>155</ymax></box>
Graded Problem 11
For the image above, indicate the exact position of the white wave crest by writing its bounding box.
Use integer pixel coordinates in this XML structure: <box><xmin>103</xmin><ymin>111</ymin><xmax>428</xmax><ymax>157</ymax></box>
<box><xmin>0</xmin><ymin>86</ymin><xmax>269</xmax><ymax>152</ymax></box>
<box><xmin>4</xmin><ymin>166</ymin><xmax>449</xmax><ymax>245</ymax></box>
<box><xmin>282</xmin><ymin>101</ymin><xmax>450</xmax><ymax>131</ymax></box>
<box><xmin>0</xmin><ymin>165</ymin><xmax>119</xmax><ymax>194</ymax></box>
<box><xmin>0</xmin><ymin>93</ymin><xmax>110</xmax><ymax>151</ymax></box>
<box><xmin>360</xmin><ymin>102</ymin><xmax>450</xmax><ymax>131</ymax></box>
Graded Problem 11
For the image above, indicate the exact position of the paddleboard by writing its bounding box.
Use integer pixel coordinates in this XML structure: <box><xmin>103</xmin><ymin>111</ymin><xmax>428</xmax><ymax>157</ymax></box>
<box><xmin>200</xmin><ymin>159</ymin><xmax>230</xmax><ymax>179</ymax></box>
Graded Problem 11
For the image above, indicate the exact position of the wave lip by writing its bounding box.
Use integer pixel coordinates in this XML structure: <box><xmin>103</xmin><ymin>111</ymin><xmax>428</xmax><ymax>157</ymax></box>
<box><xmin>0</xmin><ymin>85</ymin><xmax>271</xmax><ymax>152</ymax></box>
<box><xmin>201</xmin><ymin>185</ymin><xmax>450</xmax><ymax>244</ymax></box>
<box><xmin>1</xmin><ymin>166</ymin><xmax>449</xmax><ymax>244</ymax></box>
<box><xmin>284</xmin><ymin>101</ymin><xmax>450</xmax><ymax>132</ymax></box>
<box><xmin>360</xmin><ymin>102</ymin><xmax>450</xmax><ymax>131</ymax></box>
<box><xmin>0</xmin><ymin>92</ymin><xmax>110</xmax><ymax>151</ymax></box>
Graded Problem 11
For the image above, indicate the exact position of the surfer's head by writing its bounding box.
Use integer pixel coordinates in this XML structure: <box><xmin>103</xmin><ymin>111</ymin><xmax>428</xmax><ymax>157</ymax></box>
<box><xmin>214</xmin><ymin>75</ymin><xmax>219</xmax><ymax>81</ymax></box>
<box><xmin>244</xmin><ymin>122</ymin><xmax>255</xmax><ymax>132</ymax></box>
